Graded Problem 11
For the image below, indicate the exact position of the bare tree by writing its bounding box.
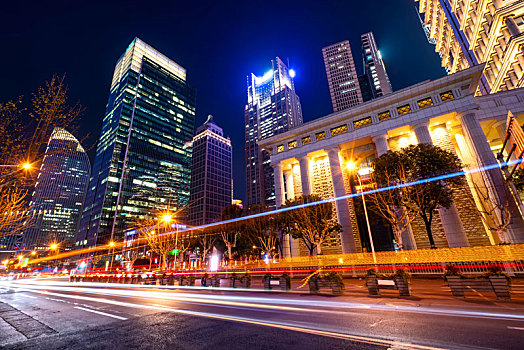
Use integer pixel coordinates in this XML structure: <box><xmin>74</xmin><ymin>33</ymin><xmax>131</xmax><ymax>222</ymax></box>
<box><xmin>282</xmin><ymin>195</ymin><xmax>341</xmax><ymax>255</ymax></box>
<box><xmin>218</xmin><ymin>205</ymin><xmax>244</xmax><ymax>264</ymax></box>
<box><xmin>244</xmin><ymin>204</ymin><xmax>280</xmax><ymax>257</ymax></box>
<box><xmin>199</xmin><ymin>233</ymin><xmax>216</xmax><ymax>263</ymax></box>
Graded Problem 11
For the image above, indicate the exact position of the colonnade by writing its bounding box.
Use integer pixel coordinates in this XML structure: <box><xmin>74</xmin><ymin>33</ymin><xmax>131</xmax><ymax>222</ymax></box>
<box><xmin>272</xmin><ymin>110</ymin><xmax>524</xmax><ymax>257</ymax></box>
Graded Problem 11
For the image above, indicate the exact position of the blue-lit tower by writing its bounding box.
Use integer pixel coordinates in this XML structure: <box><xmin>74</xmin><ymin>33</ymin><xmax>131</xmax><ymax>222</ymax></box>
<box><xmin>245</xmin><ymin>57</ymin><xmax>303</xmax><ymax>207</ymax></box>
<box><xmin>76</xmin><ymin>38</ymin><xmax>196</xmax><ymax>249</ymax></box>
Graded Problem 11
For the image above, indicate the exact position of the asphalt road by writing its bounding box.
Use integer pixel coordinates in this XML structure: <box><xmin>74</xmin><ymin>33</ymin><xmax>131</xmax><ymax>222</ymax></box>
<box><xmin>1</xmin><ymin>277</ymin><xmax>524</xmax><ymax>349</ymax></box>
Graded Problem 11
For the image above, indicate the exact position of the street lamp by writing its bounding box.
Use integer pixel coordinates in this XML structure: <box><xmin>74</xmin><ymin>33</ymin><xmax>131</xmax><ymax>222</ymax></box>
<box><xmin>346</xmin><ymin>161</ymin><xmax>377</xmax><ymax>264</ymax></box>
<box><xmin>109</xmin><ymin>241</ymin><xmax>115</xmax><ymax>271</ymax></box>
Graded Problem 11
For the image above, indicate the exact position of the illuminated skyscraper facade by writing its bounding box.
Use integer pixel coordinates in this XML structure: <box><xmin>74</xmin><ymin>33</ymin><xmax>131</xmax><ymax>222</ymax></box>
<box><xmin>76</xmin><ymin>38</ymin><xmax>196</xmax><ymax>248</ymax></box>
<box><xmin>361</xmin><ymin>32</ymin><xmax>393</xmax><ymax>98</ymax></box>
<box><xmin>322</xmin><ymin>41</ymin><xmax>363</xmax><ymax>112</ymax></box>
<box><xmin>189</xmin><ymin>115</ymin><xmax>232</xmax><ymax>225</ymax></box>
<box><xmin>25</xmin><ymin>128</ymin><xmax>90</xmax><ymax>251</ymax></box>
<box><xmin>245</xmin><ymin>57</ymin><xmax>303</xmax><ymax>207</ymax></box>
<box><xmin>415</xmin><ymin>0</ymin><xmax>524</xmax><ymax>95</ymax></box>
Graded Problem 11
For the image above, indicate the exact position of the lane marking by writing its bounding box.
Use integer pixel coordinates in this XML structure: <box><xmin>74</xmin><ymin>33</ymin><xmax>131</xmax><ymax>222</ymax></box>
<box><xmin>74</xmin><ymin>306</ymin><xmax>128</xmax><ymax>320</ymax></box>
<box><xmin>507</xmin><ymin>326</ymin><xmax>524</xmax><ymax>331</ymax></box>
<box><xmin>21</xmin><ymin>294</ymin><xmax>37</xmax><ymax>299</ymax></box>
<box><xmin>31</xmin><ymin>289</ymin><xmax>445</xmax><ymax>350</ymax></box>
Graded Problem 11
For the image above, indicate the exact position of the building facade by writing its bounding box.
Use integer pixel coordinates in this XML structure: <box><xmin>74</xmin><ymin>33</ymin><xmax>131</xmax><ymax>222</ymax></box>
<box><xmin>322</xmin><ymin>41</ymin><xmax>363</xmax><ymax>112</ymax></box>
<box><xmin>415</xmin><ymin>0</ymin><xmax>524</xmax><ymax>95</ymax></box>
<box><xmin>76</xmin><ymin>38</ymin><xmax>196</xmax><ymax>249</ymax></box>
<box><xmin>24</xmin><ymin>128</ymin><xmax>90</xmax><ymax>251</ymax></box>
<box><xmin>188</xmin><ymin>115</ymin><xmax>232</xmax><ymax>225</ymax></box>
<box><xmin>361</xmin><ymin>32</ymin><xmax>393</xmax><ymax>98</ymax></box>
<box><xmin>245</xmin><ymin>57</ymin><xmax>303</xmax><ymax>207</ymax></box>
<box><xmin>260</xmin><ymin>66</ymin><xmax>524</xmax><ymax>257</ymax></box>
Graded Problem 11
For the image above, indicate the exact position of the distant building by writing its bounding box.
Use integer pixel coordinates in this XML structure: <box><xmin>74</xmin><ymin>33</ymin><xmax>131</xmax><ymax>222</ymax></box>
<box><xmin>245</xmin><ymin>57</ymin><xmax>303</xmax><ymax>207</ymax></box>
<box><xmin>415</xmin><ymin>0</ymin><xmax>524</xmax><ymax>95</ymax></box>
<box><xmin>24</xmin><ymin>128</ymin><xmax>90</xmax><ymax>251</ymax></box>
<box><xmin>76</xmin><ymin>38</ymin><xmax>196</xmax><ymax>249</ymax></box>
<box><xmin>358</xmin><ymin>74</ymin><xmax>373</xmax><ymax>102</ymax></box>
<box><xmin>322</xmin><ymin>40</ymin><xmax>363</xmax><ymax>112</ymax></box>
<box><xmin>189</xmin><ymin>115</ymin><xmax>232</xmax><ymax>225</ymax></box>
<box><xmin>361</xmin><ymin>32</ymin><xmax>393</xmax><ymax>98</ymax></box>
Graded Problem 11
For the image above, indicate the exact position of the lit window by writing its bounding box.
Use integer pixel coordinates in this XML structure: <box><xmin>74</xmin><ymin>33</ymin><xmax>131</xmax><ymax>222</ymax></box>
<box><xmin>288</xmin><ymin>140</ymin><xmax>297</xmax><ymax>149</ymax></box>
<box><xmin>378</xmin><ymin>111</ymin><xmax>391</xmax><ymax>121</ymax></box>
<box><xmin>315</xmin><ymin>132</ymin><xmax>326</xmax><ymax>141</ymax></box>
<box><xmin>302</xmin><ymin>136</ymin><xmax>311</xmax><ymax>145</ymax></box>
<box><xmin>353</xmin><ymin>117</ymin><xmax>372</xmax><ymax>129</ymax></box>
<box><xmin>440</xmin><ymin>90</ymin><xmax>454</xmax><ymax>102</ymax></box>
<box><xmin>277</xmin><ymin>145</ymin><xmax>284</xmax><ymax>152</ymax></box>
<box><xmin>417</xmin><ymin>97</ymin><xmax>433</xmax><ymax>109</ymax></box>
<box><xmin>397</xmin><ymin>104</ymin><xmax>411</xmax><ymax>115</ymax></box>
<box><xmin>330</xmin><ymin>124</ymin><xmax>348</xmax><ymax>136</ymax></box>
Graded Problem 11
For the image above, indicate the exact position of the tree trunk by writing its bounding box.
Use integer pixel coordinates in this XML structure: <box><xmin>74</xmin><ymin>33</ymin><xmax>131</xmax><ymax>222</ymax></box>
<box><xmin>315</xmin><ymin>243</ymin><xmax>322</xmax><ymax>255</ymax></box>
<box><xmin>421</xmin><ymin>215</ymin><xmax>436</xmax><ymax>248</ymax></box>
<box><xmin>228</xmin><ymin>245</ymin><xmax>232</xmax><ymax>266</ymax></box>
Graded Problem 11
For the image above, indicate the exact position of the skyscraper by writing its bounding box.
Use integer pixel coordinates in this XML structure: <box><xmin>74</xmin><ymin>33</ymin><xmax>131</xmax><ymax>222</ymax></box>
<box><xmin>76</xmin><ymin>38</ymin><xmax>196</xmax><ymax>249</ymax></box>
<box><xmin>25</xmin><ymin>128</ymin><xmax>90</xmax><ymax>251</ymax></box>
<box><xmin>322</xmin><ymin>41</ymin><xmax>363</xmax><ymax>112</ymax></box>
<box><xmin>361</xmin><ymin>32</ymin><xmax>393</xmax><ymax>99</ymax></box>
<box><xmin>245</xmin><ymin>57</ymin><xmax>303</xmax><ymax>207</ymax></box>
<box><xmin>188</xmin><ymin>115</ymin><xmax>232</xmax><ymax>225</ymax></box>
<box><xmin>415</xmin><ymin>0</ymin><xmax>524</xmax><ymax>95</ymax></box>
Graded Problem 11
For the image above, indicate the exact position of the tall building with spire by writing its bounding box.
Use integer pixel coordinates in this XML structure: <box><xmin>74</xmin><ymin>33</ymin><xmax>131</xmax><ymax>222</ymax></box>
<box><xmin>361</xmin><ymin>32</ymin><xmax>393</xmax><ymax>99</ymax></box>
<box><xmin>25</xmin><ymin>128</ymin><xmax>90</xmax><ymax>251</ymax></box>
<box><xmin>322</xmin><ymin>41</ymin><xmax>363</xmax><ymax>112</ymax></box>
<box><xmin>189</xmin><ymin>115</ymin><xmax>232</xmax><ymax>225</ymax></box>
<box><xmin>76</xmin><ymin>37</ymin><xmax>196</xmax><ymax>249</ymax></box>
<box><xmin>245</xmin><ymin>57</ymin><xmax>303</xmax><ymax>207</ymax></box>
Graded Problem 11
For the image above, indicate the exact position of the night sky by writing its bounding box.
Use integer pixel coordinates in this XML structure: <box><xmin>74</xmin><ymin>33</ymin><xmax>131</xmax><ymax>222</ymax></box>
<box><xmin>2</xmin><ymin>0</ymin><xmax>445</xmax><ymax>201</ymax></box>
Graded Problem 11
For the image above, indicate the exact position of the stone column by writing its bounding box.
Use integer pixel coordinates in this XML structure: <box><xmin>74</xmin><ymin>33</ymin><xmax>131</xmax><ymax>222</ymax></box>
<box><xmin>283</xmin><ymin>167</ymin><xmax>300</xmax><ymax>257</ymax></box>
<box><xmin>493</xmin><ymin>119</ymin><xmax>517</xmax><ymax>162</ymax></box>
<box><xmin>458</xmin><ymin>111</ymin><xmax>524</xmax><ymax>243</ymax></box>
<box><xmin>284</xmin><ymin>169</ymin><xmax>295</xmax><ymax>201</ymax></box>
<box><xmin>413</xmin><ymin>123</ymin><xmax>469</xmax><ymax>247</ymax></box>
<box><xmin>372</xmin><ymin>134</ymin><xmax>417</xmax><ymax>250</ymax></box>
<box><xmin>298</xmin><ymin>156</ymin><xmax>312</xmax><ymax>195</ymax></box>
<box><xmin>327</xmin><ymin>148</ymin><xmax>357</xmax><ymax>253</ymax></box>
<box><xmin>372</xmin><ymin>134</ymin><xmax>389</xmax><ymax>156</ymax></box>
<box><xmin>272</xmin><ymin>162</ymin><xmax>285</xmax><ymax>208</ymax></box>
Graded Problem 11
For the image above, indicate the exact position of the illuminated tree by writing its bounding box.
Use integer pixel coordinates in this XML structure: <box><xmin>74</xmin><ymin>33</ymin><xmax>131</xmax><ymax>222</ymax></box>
<box><xmin>372</xmin><ymin>144</ymin><xmax>463</xmax><ymax>248</ymax></box>
<box><xmin>282</xmin><ymin>194</ymin><xmax>341</xmax><ymax>255</ymax></box>
<box><xmin>244</xmin><ymin>204</ymin><xmax>280</xmax><ymax>257</ymax></box>
<box><xmin>218</xmin><ymin>204</ymin><xmax>244</xmax><ymax>264</ymax></box>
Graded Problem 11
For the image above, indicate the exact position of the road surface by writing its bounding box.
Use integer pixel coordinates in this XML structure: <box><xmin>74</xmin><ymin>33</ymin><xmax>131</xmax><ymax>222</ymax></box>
<box><xmin>1</xmin><ymin>277</ymin><xmax>524</xmax><ymax>349</ymax></box>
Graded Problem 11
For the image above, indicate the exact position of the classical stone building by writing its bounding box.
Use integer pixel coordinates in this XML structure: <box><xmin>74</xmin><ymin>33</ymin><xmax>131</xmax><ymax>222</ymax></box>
<box><xmin>260</xmin><ymin>65</ymin><xmax>524</xmax><ymax>257</ymax></box>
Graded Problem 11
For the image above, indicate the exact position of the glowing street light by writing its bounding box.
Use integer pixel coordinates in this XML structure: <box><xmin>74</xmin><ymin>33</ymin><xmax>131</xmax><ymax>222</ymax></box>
<box><xmin>162</xmin><ymin>214</ymin><xmax>172</xmax><ymax>223</ymax></box>
<box><xmin>31</xmin><ymin>251</ymin><xmax>36</xmax><ymax>256</ymax></box>
<box><xmin>109</xmin><ymin>241</ymin><xmax>115</xmax><ymax>247</ymax></box>
<box><xmin>22</xmin><ymin>163</ymin><xmax>31</xmax><ymax>170</ymax></box>
<box><xmin>346</xmin><ymin>160</ymin><xmax>376</xmax><ymax>264</ymax></box>
<box><xmin>50</xmin><ymin>243</ymin><xmax>58</xmax><ymax>250</ymax></box>
<box><xmin>289</xmin><ymin>69</ymin><xmax>296</xmax><ymax>78</ymax></box>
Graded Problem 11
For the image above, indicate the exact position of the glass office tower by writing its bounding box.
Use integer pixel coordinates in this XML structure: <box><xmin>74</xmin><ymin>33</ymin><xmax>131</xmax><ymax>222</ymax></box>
<box><xmin>245</xmin><ymin>57</ymin><xmax>303</xmax><ymax>207</ymax></box>
<box><xmin>76</xmin><ymin>38</ymin><xmax>196</xmax><ymax>248</ymax></box>
<box><xmin>25</xmin><ymin>128</ymin><xmax>90</xmax><ymax>251</ymax></box>
<box><xmin>188</xmin><ymin>115</ymin><xmax>232</xmax><ymax>225</ymax></box>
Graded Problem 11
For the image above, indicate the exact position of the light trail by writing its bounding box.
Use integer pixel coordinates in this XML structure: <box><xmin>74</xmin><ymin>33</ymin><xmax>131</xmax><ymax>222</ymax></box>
<box><xmin>22</xmin><ymin>158</ymin><xmax>519</xmax><ymax>266</ymax></box>
<box><xmin>11</xmin><ymin>279</ymin><xmax>524</xmax><ymax>322</ymax></box>
<box><xmin>19</xmin><ymin>287</ymin><xmax>448</xmax><ymax>350</ymax></box>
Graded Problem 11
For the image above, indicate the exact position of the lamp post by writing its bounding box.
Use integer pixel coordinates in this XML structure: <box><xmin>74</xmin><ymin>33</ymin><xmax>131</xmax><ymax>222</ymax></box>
<box><xmin>346</xmin><ymin>161</ymin><xmax>377</xmax><ymax>264</ymax></box>
<box><xmin>49</xmin><ymin>243</ymin><xmax>59</xmax><ymax>270</ymax></box>
<box><xmin>109</xmin><ymin>241</ymin><xmax>115</xmax><ymax>271</ymax></box>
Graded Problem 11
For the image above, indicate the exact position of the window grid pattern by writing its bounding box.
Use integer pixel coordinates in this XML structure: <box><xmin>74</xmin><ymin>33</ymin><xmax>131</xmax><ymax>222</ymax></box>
<box><xmin>440</xmin><ymin>90</ymin><xmax>454</xmax><ymax>101</ymax></box>
<box><xmin>288</xmin><ymin>140</ymin><xmax>297</xmax><ymax>149</ymax></box>
<box><xmin>353</xmin><ymin>117</ymin><xmax>372</xmax><ymax>129</ymax></box>
<box><xmin>397</xmin><ymin>104</ymin><xmax>411</xmax><ymax>115</ymax></box>
<box><xmin>277</xmin><ymin>145</ymin><xmax>284</xmax><ymax>152</ymax></box>
<box><xmin>378</xmin><ymin>110</ymin><xmax>391</xmax><ymax>121</ymax></box>
<box><xmin>301</xmin><ymin>136</ymin><xmax>311</xmax><ymax>145</ymax></box>
<box><xmin>330</xmin><ymin>124</ymin><xmax>348</xmax><ymax>136</ymax></box>
<box><xmin>315</xmin><ymin>132</ymin><xmax>326</xmax><ymax>141</ymax></box>
<box><xmin>417</xmin><ymin>97</ymin><xmax>433</xmax><ymax>109</ymax></box>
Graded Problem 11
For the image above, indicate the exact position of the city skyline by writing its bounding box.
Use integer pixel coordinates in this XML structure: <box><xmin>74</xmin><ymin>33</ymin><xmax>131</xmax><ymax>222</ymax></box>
<box><xmin>0</xmin><ymin>1</ymin><xmax>446</xmax><ymax>202</ymax></box>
